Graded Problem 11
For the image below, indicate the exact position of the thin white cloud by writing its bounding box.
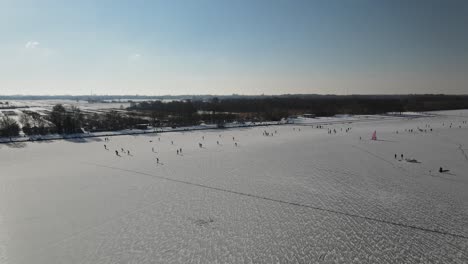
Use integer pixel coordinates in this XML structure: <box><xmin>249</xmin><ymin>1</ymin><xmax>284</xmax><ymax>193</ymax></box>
<box><xmin>129</xmin><ymin>53</ymin><xmax>141</xmax><ymax>60</ymax></box>
<box><xmin>25</xmin><ymin>41</ymin><xmax>40</xmax><ymax>49</ymax></box>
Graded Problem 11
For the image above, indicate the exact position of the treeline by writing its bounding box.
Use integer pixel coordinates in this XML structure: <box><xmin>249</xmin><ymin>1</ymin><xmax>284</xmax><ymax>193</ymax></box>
<box><xmin>22</xmin><ymin>104</ymin><xmax>149</xmax><ymax>135</ymax></box>
<box><xmin>130</xmin><ymin>95</ymin><xmax>468</xmax><ymax>122</ymax></box>
<box><xmin>1</xmin><ymin>104</ymin><xmax>151</xmax><ymax>138</ymax></box>
<box><xmin>191</xmin><ymin>95</ymin><xmax>468</xmax><ymax>117</ymax></box>
<box><xmin>0</xmin><ymin>116</ymin><xmax>20</xmax><ymax>138</ymax></box>
<box><xmin>1</xmin><ymin>95</ymin><xmax>468</xmax><ymax>139</ymax></box>
<box><xmin>128</xmin><ymin>100</ymin><xmax>237</xmax><ymax>125</ymax></box>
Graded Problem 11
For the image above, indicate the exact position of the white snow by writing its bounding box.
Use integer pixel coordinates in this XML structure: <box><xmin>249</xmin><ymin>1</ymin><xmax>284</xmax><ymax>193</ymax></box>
<box><xmin>0</xmin><ymin>110</ymin><xmax>467</xmax><ymax>263</ymax></box>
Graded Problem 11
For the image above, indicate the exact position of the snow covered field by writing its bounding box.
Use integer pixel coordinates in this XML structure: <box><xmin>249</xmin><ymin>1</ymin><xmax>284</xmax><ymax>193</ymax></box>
<box><xmin>0</xmin><ymin>110</ymin><xmax>467</xmax><ymax>263</ymax></box>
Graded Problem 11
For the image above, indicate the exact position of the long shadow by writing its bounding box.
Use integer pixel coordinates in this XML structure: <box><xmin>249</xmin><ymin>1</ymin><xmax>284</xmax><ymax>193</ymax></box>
<box><xmin>132</xmin><ymin>132</ymin><xmax>160</xmax><ymax>138</ymax></box>
<box><xmin>33</xmin><ymin>139</ymin><xmax>54</xmax><ymax>144</ymax></box>
<box><xmin>440</xmin><ymin>171</ymin><xmax>456</xmax><ymax>176</ymax></box>
<box><xmin>404</xmin><ymin>159</ymin><xmax>421</xmax><ymax>164</ymax></box>
<box><xmin>64</xmin><ymin>137</ymin><xmax>103</xmax><ymax>143</ymax></box>
<box><xmin>373</xmin><ymin>139</ymin><xmax>397</xmax><ymax>143</ymax></box>
<box><xmin>4</xmin><ymin>142</ymin><xmax>27</xmax><ymax>148</ymax></box>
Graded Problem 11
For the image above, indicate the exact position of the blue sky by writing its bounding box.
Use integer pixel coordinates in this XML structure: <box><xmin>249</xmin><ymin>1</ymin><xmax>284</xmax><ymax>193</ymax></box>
<box><xmin>0</xmin><ymin>0</ymin><xmax>467</xmax><ymax>95</ymax></box>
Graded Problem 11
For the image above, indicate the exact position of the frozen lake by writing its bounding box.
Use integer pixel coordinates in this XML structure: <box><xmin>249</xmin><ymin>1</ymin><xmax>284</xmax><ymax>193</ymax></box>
<box><xmin>0</xmin><ymin>110</ymin><xmax>467</xmax><ymax>263</ymax></box>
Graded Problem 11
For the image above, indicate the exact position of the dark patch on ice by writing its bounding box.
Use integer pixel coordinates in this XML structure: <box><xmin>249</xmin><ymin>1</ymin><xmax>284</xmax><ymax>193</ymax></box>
<box><xmin>189</xmin><ymin>217</ymin><xmax>215</xmax><ymax>227</ymax></box>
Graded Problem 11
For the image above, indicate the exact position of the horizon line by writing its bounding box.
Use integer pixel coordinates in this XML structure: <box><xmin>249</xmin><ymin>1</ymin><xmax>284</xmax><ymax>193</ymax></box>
<box><xmin>1</xmin><ymin>93</ymin><xmax>467</xmax><ymax>97</ymax></box>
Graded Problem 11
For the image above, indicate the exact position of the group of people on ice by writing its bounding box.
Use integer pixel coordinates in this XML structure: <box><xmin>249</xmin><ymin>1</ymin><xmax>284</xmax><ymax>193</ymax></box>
<box><xmin>263</xmin><ymin>130</ymin><xmax>277</xmax><ymax>136</ymax></box>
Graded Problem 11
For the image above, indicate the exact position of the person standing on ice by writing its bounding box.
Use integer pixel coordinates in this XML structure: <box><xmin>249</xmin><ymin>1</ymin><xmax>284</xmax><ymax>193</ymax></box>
<box><xmin>104</xmin><ymin>144</ymin><xmax>107</xmax><ymax>149</ymax></box>
<box><xmin>115</xmin><ymin>150</ymin><xmax>119</xmax><ymax>156</ymax></box>
<box><xmin>177</xmin><ymin>149</ymin><xmax>179</xmax><ymax>155</ymax></box>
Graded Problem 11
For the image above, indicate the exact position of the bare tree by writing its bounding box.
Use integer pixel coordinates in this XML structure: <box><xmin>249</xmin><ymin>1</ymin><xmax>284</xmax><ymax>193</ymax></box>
<box><xmin>0</xmin><ymin>116</ymin><xmax>20</xmax><ymax>139</ymax></box>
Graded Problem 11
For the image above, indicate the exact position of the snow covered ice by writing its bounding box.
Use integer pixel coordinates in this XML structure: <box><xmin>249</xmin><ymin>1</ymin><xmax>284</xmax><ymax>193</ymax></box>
<box><xmin>0</xmin><ymin>110</ymin><xmax>467</xmax><ymax>263</ymax></box>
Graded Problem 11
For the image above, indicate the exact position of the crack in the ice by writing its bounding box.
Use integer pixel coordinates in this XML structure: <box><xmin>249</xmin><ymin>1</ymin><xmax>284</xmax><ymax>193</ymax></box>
<box><xmin>431</xmin><ymin>131</ymin><xmax>468</xmax><ymax>163</ymax></box>
<box><xmin>84</xmin><ymin>162</ymin><xmax>468</xmax><ymax>241</ymax></box>
<box><xmin>350</xmin><ymin>145</ymin><xmax>408</xmax><ymax>172</ymax></box>
<box><xmin>458</xmin><ymin>144</ymin><xmax>468</xmax><ymax>162</ymax></box>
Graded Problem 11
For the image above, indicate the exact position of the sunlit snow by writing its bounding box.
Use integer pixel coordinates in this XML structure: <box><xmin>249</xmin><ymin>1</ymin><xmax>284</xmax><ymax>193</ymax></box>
<box><xmin>1</xmin><ymin>110</ymin><xmax>467</xmax><ymax>263</ymax></box>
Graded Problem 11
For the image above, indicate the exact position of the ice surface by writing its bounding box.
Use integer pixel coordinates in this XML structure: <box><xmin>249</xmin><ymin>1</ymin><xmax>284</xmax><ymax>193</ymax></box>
<box><xmin>0</xmin><ymin>110</ymin><xmax>467</xmax><ymax>263</ymax></box>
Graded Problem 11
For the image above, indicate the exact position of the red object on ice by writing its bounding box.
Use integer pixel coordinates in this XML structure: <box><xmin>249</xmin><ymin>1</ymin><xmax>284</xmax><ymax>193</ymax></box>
<box><xmin>371</xmin><ymin>131</ymin><xmax>377</xmax><ymax>140</ymax></box>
